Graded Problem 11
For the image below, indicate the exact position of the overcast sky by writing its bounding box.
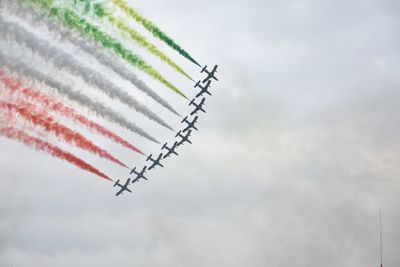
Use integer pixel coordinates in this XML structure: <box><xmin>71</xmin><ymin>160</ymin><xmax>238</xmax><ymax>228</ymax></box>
<box><xmin>1</xmin><ymin>0</ymin><xmax>400</xmax><ymax>266</ymax></box>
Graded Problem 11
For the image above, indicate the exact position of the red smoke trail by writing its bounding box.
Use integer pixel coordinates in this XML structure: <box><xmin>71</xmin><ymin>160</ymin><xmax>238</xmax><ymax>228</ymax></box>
<box><xmin>0</xmin><ymin>127</ymin><xmax>112</xmax><ymax>181</ymax></box>
<box><xmin>0</xmin><ymin>100</ymin><xmax>128</xmax><ymax>168</ymax></box>
<box><xmin>0</xmin><ymin>69</ymin><xmax>144</xmax><ymax>155</ymax></box>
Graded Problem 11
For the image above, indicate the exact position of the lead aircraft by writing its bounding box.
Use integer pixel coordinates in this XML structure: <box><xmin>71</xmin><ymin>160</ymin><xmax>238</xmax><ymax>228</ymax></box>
<box><xmin>201</xmin><ymin>65</ymin><xmax>218</xmax><ymax>83</ymax></box>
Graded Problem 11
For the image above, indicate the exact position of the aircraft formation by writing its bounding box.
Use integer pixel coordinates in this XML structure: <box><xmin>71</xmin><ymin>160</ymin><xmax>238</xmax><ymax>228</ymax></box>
<box><xmin>114</xmin><ymin>65</ymin><xmax>218</xmax><ymax>196</ymax></box>
<box><xmin>1</xmin><ymin>0</ymin><xmax>217</xmax><ymax>189</ymax></box>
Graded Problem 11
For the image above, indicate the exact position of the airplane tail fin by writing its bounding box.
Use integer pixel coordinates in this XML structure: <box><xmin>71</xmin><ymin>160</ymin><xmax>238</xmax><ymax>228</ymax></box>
<box><xmin>194</xmin><ymin>81</ymin><xmax>201</xmax><ymax>88</ymax></box>
<box><xmin>175</xmin><ymin>131</ymin><xmax>182</xmax><ymax>137</ymax></box>
<box><xmin>113</xmin><ymin>180</ymin><xmax>120</xmax><ymax>187</ymax></box>
<box><xmin>201</xmin><ymin>65</ymin><xmax>207</xmax><ymax>73</ymax></box>
<box><xmin>146</xmin><ymin>154</ymin><xmax>152</xmax><ymax>161</ymax></box>
<box><xmin>181</xmin><ymin>116</ymin><xmax>188</xmax><ymax>123</ymax></box>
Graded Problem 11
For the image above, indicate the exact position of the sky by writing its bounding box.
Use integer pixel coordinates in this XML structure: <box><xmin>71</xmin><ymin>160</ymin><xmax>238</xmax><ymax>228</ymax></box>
<box><xmin>1</xmin><ymin>0</ymin><xmax>400</xmax><ymax>266</ymax></box>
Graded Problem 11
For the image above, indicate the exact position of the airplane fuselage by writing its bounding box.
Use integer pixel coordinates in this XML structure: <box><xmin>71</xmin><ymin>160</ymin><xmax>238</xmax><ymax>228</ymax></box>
<box><xmin>190</xmin><ymin>106</ymin><xmax>205</xmax><ymax>116</ymax></box>
<box><xmin>177</xmin><ymin>131</ymin><xmax>192</xmax><ymax>146</ymax></box>
<box><xmin>148</xmin><ymin>161</ymin><xmax>163</xmax><ymax>170</ymax></box>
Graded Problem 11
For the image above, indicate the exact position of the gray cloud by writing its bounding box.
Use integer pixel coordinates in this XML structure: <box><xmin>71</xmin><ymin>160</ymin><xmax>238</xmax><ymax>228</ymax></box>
<box><xmin>0</xmin><ymin>0</ymin><xmax>399</xmax><ymax>266</ymax></box>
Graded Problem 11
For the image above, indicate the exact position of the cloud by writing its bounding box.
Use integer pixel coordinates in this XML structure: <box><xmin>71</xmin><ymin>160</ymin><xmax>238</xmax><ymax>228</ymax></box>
<box><xmin>0</xmin><ymin>0</ymin><xmax>399</xmax><ymax>266</ymax></box>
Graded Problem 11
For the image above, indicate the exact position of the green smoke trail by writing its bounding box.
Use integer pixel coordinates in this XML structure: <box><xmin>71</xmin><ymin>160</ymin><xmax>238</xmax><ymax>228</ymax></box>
<box><xmin>110</xmin><ymin>0</ymin><xmax>201</xmax><ymax>67</ymax></box>
<box><xmin>69</xmin><ymin>1</ymin><xmax>194</xmax><ymax>81</ymax></box>
<box><xmin>98</xmin><ymin>6</ymin><xmax>194</xmax><ymax>81</ymax></box>
<box><xmin>23</xmin><ymin>0</ymin><xmax>188</xmax><ymax>99</ymax></box>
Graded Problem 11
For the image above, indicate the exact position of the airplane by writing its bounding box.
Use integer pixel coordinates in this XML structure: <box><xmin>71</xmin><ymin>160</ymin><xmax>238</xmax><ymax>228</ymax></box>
<box><xmin>176</xmin><ymin>129</ymin><xmax>192</xmax><ymax>146</ymax></box>
<box><xmin>114</xmin><ymin>178</ymin><xmax>132</xmax><ymax>196</ymax></box>
<box><xmin>201</xmin><ymin>65</ymin><xmax>218</xmax><ymax>83</ymax></box>
<box><xmin>194</xmin><ymin>79</ymin><xmax>212</xmax><ymax>98</ymax></box>
<box><xmin>181</xmin><ymin>115</ymin><xmax>198</xmax><ymax>132</ymax></box>
<box><xmin>162</xmin><ymin>141</ymin><xmax>179</xmax><ymax>159</ymax></box>
<box><xmin>130</xmin><ymin>166</ymin><xmax>148</xmax><ymax>183</ymax></box>
<box><xmin>189</xmin><ymin>98</ymin><xmax>206</xmax><ymax>116</ymax></box>
<box><xmin>146</xmin><ymin>153</ymin><xmax>164</xmax><ymax>170</ymax></box>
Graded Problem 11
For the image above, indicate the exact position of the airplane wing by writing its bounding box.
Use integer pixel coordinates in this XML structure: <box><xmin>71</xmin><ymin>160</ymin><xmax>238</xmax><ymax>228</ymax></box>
<box><xmin>115</xmin><ymin>189</ymin><xmax>123</xmax><ymax>196</ymax></box>
<box><xmin>203</xmin><ymin>75</ymin><xmax>218</xmax><ymax>83</ymax></box>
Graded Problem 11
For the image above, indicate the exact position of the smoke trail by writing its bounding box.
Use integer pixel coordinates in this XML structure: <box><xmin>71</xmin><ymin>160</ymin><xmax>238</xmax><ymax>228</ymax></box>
<box><xmin>0</xmin><ymin>127</ymin><xmax>112</xmax><ymax>181</ymax></box>
<box><xmin>0</xmin><ymin>51</ymin><xmax>160</xmax><ymax>143</ymax></box>
<box><xmin>0</xmin><ymin>18</ymin><xmax>173</xmax><ymax>131</ymax></box>
<box><xmin>24</xmin><ymin>0</ymin><xmax>188</xmax><ymax>99</ymax></box>
<box><xmin>90</xmin><ymin>3</ymin><xmax>193</xmax><ymax>81</ymax></box>
<box><xmin>4</xmin><ymin>0</ymin><xmax>179</xmax><ymax>116</ymax></box>
<box><xmin>0</xmin><ymin>100</ymin><xmax>128</xmax><ymax>168</ymax></box>
<box><xmin>106</xmin><ymin>15</ymin><xmax>194</xmax><ymax>81</ymax></box>
<box><xmin>0</xmin><ymin>69</ymin><xmax>145</xmax><ymax>155</ymax></box>
<box><xmin>0</xmin><ymin>98</ymin><xmax>127</xmax><ymax>167</ymax></box>
<box><xmin>110</xmin><ymin>0</ymin><xmax>200</xmax><ymax>67</ymax></box>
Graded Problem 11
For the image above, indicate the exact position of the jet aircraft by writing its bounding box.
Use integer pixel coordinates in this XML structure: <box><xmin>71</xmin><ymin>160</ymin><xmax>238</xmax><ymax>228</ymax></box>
<box><xmin>114</xmin><ymin>178</ymin><xmax>132</xmax><ymax>196</ymax></box>
<box><xmin>131</xmin><ymin>166</ymin><xmax>148</xmax><ymax>183</ymax></box>
<box><xmin>162</xmin><ymin>141</ymin><xmax>179</xmax><ymax>159</ymax></box>
<box><xmin>201</xmin><ymin>65</ymin><xmax>218</xmax><ymax>83</ymax></box>
<box><xmin>194</xmin><ymin>80</ymin><xmax>212</xmax><ymax>98</ymax></box>
<box><xmin>181</xmin><ymin>116</ymin><xmax>199</xmax><ymax>132</ymax></box>
<box><xmin>176</xmin><ymin>129</ymin><xmax>192</xmax><ymax>146</ymax></box>
<box><xmin>146</xmin><ymin>153</ymin><xmax>164</xmax><ymax>170</ymax></box>
<box><xmin>189</xmin><ymin>98</ymin><xmax>206</xmax><ymax>116</ymax></box>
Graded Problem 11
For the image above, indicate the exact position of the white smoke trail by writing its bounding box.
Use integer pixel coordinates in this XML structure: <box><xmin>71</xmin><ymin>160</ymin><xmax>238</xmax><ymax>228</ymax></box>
<box><xmin>4</xmin><ymin>0</ymin><xmax>180</xmax><ymax>116</ymax></box>
<box><xmin>0</xmin><ymin>18</ymin><xmax>173</xmax><ymax>131</ymax></box>
<box><xmin>0</xmin><ymin>50</ymin><xmax>159</xmax><ymax>144</ymax></box>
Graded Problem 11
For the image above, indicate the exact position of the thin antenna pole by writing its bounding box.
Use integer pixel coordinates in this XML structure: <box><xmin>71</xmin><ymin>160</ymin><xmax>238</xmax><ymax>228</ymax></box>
<box><xmin>380</xmin><ymin>209</ymin><xmax>383</xmax><ymax>267</ymax></box>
